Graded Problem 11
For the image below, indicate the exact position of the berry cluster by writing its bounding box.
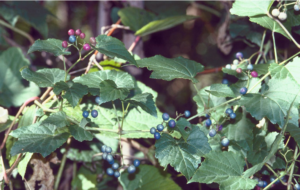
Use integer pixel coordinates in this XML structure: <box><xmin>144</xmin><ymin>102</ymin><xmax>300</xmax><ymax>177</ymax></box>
<box><xmin>82</xmin><ymin>96</ymin><xmax>101</xmax><ymax>118</ymax></box>
<box><xmin>101</xmin><ymin>145</ymin><xmax>120</xmax><ymax>177</ymax></box>
<box><xmin>205</xmin><ymin>114</ymin><xmax>228</xmax><ymax>147</ymax></box>
<box><xmin>271</xmin><ymin>9</ymin><xmax>287</xmax><ymax>21</ymax></box>
<box><xmin>225</xmin><ymin>108</ymin><xmax>236</xmax><ymax>119</ymax></box>
<box><xmin>254</xmin><ymin>176</ymin><xmax>290</xmax><ymax>189</ymax></box>
<box><xmin>62</xmin><ymin>29</ymin><xmax>91</xmax><ymax>51</ymax></box>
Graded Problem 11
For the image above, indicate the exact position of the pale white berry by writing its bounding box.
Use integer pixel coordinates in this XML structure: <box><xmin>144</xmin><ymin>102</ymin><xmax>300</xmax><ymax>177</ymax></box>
<box><xmin>0</xmin><ymin>107</ymin><xmax>8</xmax><ymax>124</ymax></box>
<box><xmin>294</xmin><ymin>4</ymin><xmax>300</xmax><ymax>11</ymax></box>
<box><xmin>225</xmin><ymin>64</ymin><xmax>231</xmax><ymax>69</ymax></box>
<box><xmin>233</xmin><ymin>59</ymin><xmax>239</xmax><ymax>65</ymax></box>
<box><xmin>231</xmin><ymin>64</ymin><xmax>237</xmax><ymax>70</ymax></box>
<box><xmin>278</xmin><ymin>12</ymin><xmax>287</xmax><ymax>21</ymax></box>
<box><xmin>271</xmin><ymin>9</ymin><xmax>280</xmax><ymax>17</ymax></box>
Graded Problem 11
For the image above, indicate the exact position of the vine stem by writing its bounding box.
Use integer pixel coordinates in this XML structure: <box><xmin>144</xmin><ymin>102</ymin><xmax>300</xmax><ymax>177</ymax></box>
<box><xmin>287</xmin><ymin>146</ymin><xmax>299</xmax><ymax>190</ymax></box>
<box><xmin>0</xmin><ymin>19</ymin><xmax>34</xmax><ymax>44</ymax></box>
<box><xmin>254</xmin><ymin>30</ymin><xmax>266</xmax><ymax>65</ymax></box>
<box><xmin>263</xmin><ymin>169</ymin><xmax>286</xmax><ymax>190</ymax></box>
<box><xmin>272</xmin><ymin>31</ymin><xmax>278</xmax><ymax>64</ymax></box>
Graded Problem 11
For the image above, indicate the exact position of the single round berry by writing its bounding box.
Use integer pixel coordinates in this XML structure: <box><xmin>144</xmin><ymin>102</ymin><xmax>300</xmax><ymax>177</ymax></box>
<box><xmin>236</xmin><ymin>68</ymin><xmax>242</xmax><ymax>73</ymax></box>
<box><xmin>114</xmin><ymin>171</ymin><xmax>120</xmax><ymax>178</ymax></box>
<box><xmin>82</xmin><ymin>111</ymin><xmax>89</xmax><ymax>118</ymax></box>
<box><xmin>168</xmin><ymin>120</ymin><xmax>176</xmax><ymax>128</ymax></box>
<box><xmin>257</xmin><ymin>180</ymin><xmax>264</xmax><ymax>187</ymax></box>
<box><xmin>222</xmin><ymin>79</ymin><xmax>229</xmax><ymax>85</ymax></box>
<box><xmin>262</xmin><ymin>181</ymin><xmax>267</xmax><ymax>188</ymax></box>
<box><xmin>217</xmin><ymin>125</ymin><xmax>223</xmax><ymax>131</ymax></box>
<box><xmin>225</xmin><ymin>64</ymin><xmax>231</xmax><ymax>69</ymax></box>
<box><xmin>247</xmin><ymin>64</ymin><xmax>253</xmax><ymax>70</ymax></box>
<box><xmin>156</xmin><ymin>124</ymin><xmax>164</xmax><ymax>132</ymax></box>
<box><xmin>154</xmin><ymin>132</ymin><xmax>161</xmax><ymax>140</ymax></box>
<box><xmin>236</xmin><ymin>52</ymin><xmax>243</xmax><ymax>59</ymax></box>
<box><xmin>295</xmin><ymin>4</ymin><xmax>300</xmax><ymax>11</ymax></box>
<box><xmin>68</xmin><ymin>29</ymin><xmax>75</xmax><ymax>36</ymax></box>
<box><xmin>91</xmin><ymin>110</ymin><xmax>98</xmax><ymax>118</ymax></box>
<box><xmin>278</xmin><ymin>12</ymin><xmax>287</xmax><ymax>21</ymax></box>
<box><xmin>184</xmin><ymin>110</ymin><xmax>191</xmax><ymax>117</ymax></box>
<box><xmin>205</xmin><ymin>118</ymin><xmax>212</xmax><ymax>127</ymax></box>
<box><xmin>271</xmin><ymin>9</ymin><xmax>280</xmax><ymax>17</ymax></box>
<box><xmin>112</xmin><ymin>163</ymin><xmax>119</xmax><ymax>170</ymax></box>
<box><xmin>90</xmin><ymin>37</ymin><xmax>96</xmax><ymax>44</ymax></box>
<box><xmin>106</xmin><ymin>168</ymin><xmax>114</xmax><ymax>176</ymax></box>
<box><xmin>106</xmin><ymin>154</ymin><xmax>114</xmax><ymax>163</ymax></box>
<box><xmin>69</xmin><ymin>35</ymin><xmax>76</xmax><ymax>43</ymax></box>
<box><xmin>225</xmin><ymin>108</ymin><xmax>233</xmax><ymax>115</ymax></box>
<box><xmin>233</xmin><ymin>59</ymin><xmax>239</xmax><ymax>65</ymax></box>
<box><xmin>95</xmin><ymin>96</ymin><xmax>100</xmax><ymax>104</ymax></box>
<box><xmin>240</xmin><ymin>87</ymin><xmax>248</xmax><ymax>95</ymax></box>
<box><xmin>206</xmin><ymin>114</ymin><xmax>210</xmax><ymax>118</ymax></box>
<box><xmin>62</xmin><ymin>41</ymin><xmax>68</xmax><ymax>48</ymax></box>
<box><xmin>128</xmin><ymin>165</ymin><xmax>136</xmax><ymax>174</ymax></box>
<box><xmin>150</xmin><ymin>127</ymin><xmax>156</xmax><ymax>134</ymax></box>
<box><xmin>101</xmin><ymin>145</ymin><xmax>107</xmax><ymax>152</ymax></box>
<box><xmin>251</xmin><ymin>71</ymin><xmax>258</xmax><ymax>78</ymax></box>
<box><xmin>270</xmin><ymin>177</ymin><xmax>280</xmax><ymax>185</ymax></box>
<box><xmin>108</xmin><ymin>159</ymin><xmax>114</xmax><ymax>165</ymax></box>
<box><xmin>105</xmin><ymin>146</ymin><xmax>112</xmax><ymax>153</ymax></box>
<box><xmin>80</xmin><ymin>32</ymin><xmax>85</xmax><ymax>39</ymax></box>
<box><xmin>231</xmin><ymin>64</ymin><xmax>237</xmax><ymax>70</ymax></box>
<box><xmin>162</xmin><ymin>113</ymin><xmax>170</xmax><ymax>121</ymax></box>
<box><xmin>230</xmin><ymin>113</ymin><xmax>236</xmax><ymax>119</ymax></box>
<box><xmin>221</xmin><ymin>138</ymin><xmax>229</xmax><ymax>147</ymax></box>
<box><xmin>102</xmin><ymin>152</ymin><xmax>108</xmax><ymax>160</ymax></box>
<box><xmin>133</xmin><ymin>159</ymin><xmax>140</xmax><ymax>167</ymax></box>
<box><xmin>83</xmin><ymin>43</ymin><xmax>91</xmax><ymax>51</ymax></box>
<box><xmin>75</xmin><ymin>29</ymin><xmax>81</xmax><ymax>36</ymax></box>
<box><xmin>209</xmin><ymin>129</ymin><xmax>216</xmax><ymax>137</ymax></box>
<box><xmin>295</xmin><ymin>184</ymin><xmax>300</xmax><ymax>190</ymax></box>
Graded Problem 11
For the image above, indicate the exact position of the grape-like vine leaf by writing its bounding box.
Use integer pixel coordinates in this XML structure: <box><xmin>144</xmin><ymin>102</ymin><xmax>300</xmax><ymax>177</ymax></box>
<box><xmin>125</xmin><ymin>93</ymin><xmax>157</xmax><ymax>117</ymax></box>
<box><xmin>98</xmin><ymin>80</ymin><xmax>130</xmax><ymax>104</ymax></box>
<box><xmin>69</xmin><ymin>124</ymin><xmax>93</xmax><ymax>142</ymax></box>
<box><xmin>41</xmin><ymin>111</ymin><xmax>69</xmax><ymax>128</ymax></box>
<box><xmin>206</xmin><ymin>84</ymin><xmax>236</xmax><ymax>98</ymax></box>
<box><xmin>230</xmin><ymin>0</ymin><xmax>272</xmax><ymax>17</ymax></box>
<box><xmin>28</xmin><ymin>39</ymin><xmax>71</xmax><ymax>56</ymax></box>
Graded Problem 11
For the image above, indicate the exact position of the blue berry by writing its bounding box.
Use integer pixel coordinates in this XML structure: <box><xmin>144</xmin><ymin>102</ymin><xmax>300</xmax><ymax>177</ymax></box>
<box><xmin>154</xmin><ymin>132</ymin><xmax>161</xmax><ymax>140</ymax></box>
<box><xmin>205</xmin><ymin>119</ymin><xmax>212</xmax><ymax>127</ymax></box>
<box><xmin>263</xmin><ymin>181</ymin><xmax>267</xmax><ymax>188</ymax></box>
<box><xmin>236</xmin><ymin>52</ymin><xmax>243</xmax><ymax>59</ymax></box>
<box><xmin>295</xmin><ymin>184</ymin><xmax>300</xmax><ymax>190</ymax></box>
<box><xmin>101</xmin><ymin>145</ymin><xmax>107</xmax><ymax>152</ymax></box>
<box><xmin>69</xmin><ymin>35</ymin><xmax>76</xmax><ymax>43</ymax></box>
<box><xmin>225</xmin><ymin>108</ymin><xmax>233</xmax><ymax>115</ymax></box>
<box><xmin>295</xmin><ymin>4</ymin><xmax>300</xmax><ymax>11</ymax></box>
<box><xmin>184</xmin><ymin>110</ymin><xmax>191</xmax><ymax>117</ymax></box>
<box><xmin>133</xmin><ymin>159</ymin><xmax>140</xmax><ymax>167</ymax></box>
<box><xmin>150</xmin><ymin>127</ymin><xmax>156</xmax><ymax>134</ymax></box>
<box><xmin>102</xmin><ymin>153</ymin><xmax>108</xmax><ymax>160</ymax></box>
<box><xmin>222</xmin><ymin>79</ymin><xmax>229</xmax><ymax>85</ymax></box>
<box><xmin>247</xmin><ymin>64</ymin><xmax>253</xmax><ymax>70</ymax></box>
<box><xmin>128</xmin><ymin>165</ymin><xmax>136</xmax><ymax>174</ymax></box>
<box><xmin>206</xmin><ymin>114</ymin><xmax>210</xmax><ymax>118</ymax></box>
<box><xmin>162</xmin><ymin>113</ymin><xmax>170</xmax><ymax>121</ymax></box>
<box><xmin>112</xmin><ymin>163</ymin><xmax>119</xmax><ymax>170</ymax></box>
<box><xmin>106</xmin><ymin>168</ymin><xmax>114</xmax><ymax>176</ymax></box>
<box><xmin>230</xmin><ymin>113</ymin><xmax>236</xmax><ymax>119</ymax></box>
<box><xmin>270</xmin><ymin>177</ymin><xmax>279</xmax><ymax>185</ymax></box>
<box><xmin>221</xmin><ymin>138</ymin><xmax>229</xmax><ymax>146</ymax></box>
<box><xmin>217</xmin><ymin>125</ymin><xmax>223</xmax><ymax>131</ymax></box>
<box><xmin>240</xmin><ymin>87</ymin><xmax>247</xmax><ymax>95</ymax></box>
<box><xmin>82</xmin><ymin>111</ymin><xmax>89</xmax><ymax>118</ymax></box>
<box><xmin>106</xmin><ymin>154</ymin><xmax>114</xmax><ymax>163</ymax></box>
<box><xmin>114</xmin><ymin>171</ymin><xmax>120</xmax><ymax>178</ymax></box>
<box><xmin>168</xmin><ymin>120</ymin><xmax>176</xmax><ymax>128</ymax></box>
<box><xmin>257</xmin><ymin>180</ymin><xmax>264</xmax><ymax>187</ymax></box>
<box><xmin>95</xmin><ymin>96</ymin><xmax>100</xmax><ymax>104</ymax></box>
<box><xmin>105</xmin><ymin>146</ymin><xmax>112</xmax><ymax>153</ymax></box>
<box><xmin>209</xmin><ymin>129</ymin><xmax>216</xmax><ymax>137</ymax></box>
<box><xmin>91</xmin><ymin>110</ymin><xmax>98</xmax><ymax>118</ymax></box>
<box><xmin>157</xmin><ymin>124</ymin><xmax>164</xmax><ymax>132</ymax></box>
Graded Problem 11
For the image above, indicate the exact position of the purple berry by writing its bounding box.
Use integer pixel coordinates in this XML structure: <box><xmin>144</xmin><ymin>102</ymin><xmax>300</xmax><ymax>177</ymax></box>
<box><xmin>251</xmin><ymin>71</ymin><xmax>258</xmax><ymax>78</ymax></box>
<box><xmin>68</xmin><ymin>29</ymin><xmax>75</xmax><ymax>36</ymax></box>
<box><xmin>62</xmin><ymin>41</ymin><xmax>68</xmax><ymax>48</ymax></box>
<box><xmin>236</xmin><ymin>68</ymin><xmax>242</xmax><ymax>73</ymax></box>
<box><xmin>217</xmin><ymin>125</ymin><xmax>223</xmax><ymax>131</ymax></box>
<box><xmin>83</xmin><ymin>44</ymin><xmax>91</xmax><ymax>51</ymax></box>
<box><xmin>80</xmin><ymin>33</ymin><xmax>85</xmax><ymax>39</ymax></box>
<box><xmin>75</xmin><ymin>29</ymin><xmax>81</xmax><ymax>36</ymax></box>
<box><xmin>240</xmin><ymin>87</ymin><xmax>248</xmax><ymax>95</ymax></box>
<box><xmin>236</xmin><ymin>52</ymin><xmax>243</xmax><ymax>59</ymax></box>
<box><xmin>90</xmin><ymin>37</ymin><xmax>96</xmax><ymax>45</ymax></box>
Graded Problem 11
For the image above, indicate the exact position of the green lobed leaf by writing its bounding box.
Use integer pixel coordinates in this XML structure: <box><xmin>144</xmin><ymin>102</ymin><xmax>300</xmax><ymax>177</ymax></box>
<box><xmin>118</xmin><ymin>7</ymin><xmax>156</xmax><ymax>31</ymax></box>
<box><xmin>94</xmin><ymin>35</ymin><xmax>137</xmax><ymax>66</ymax></box>
<box><xmin>189</xmin><ymin>151</ymin><xmax>257</xmax><ymax>190</ymax></box>
<box><xmin>98</xmin><ymin>80</ymin><xmax>130</xmax><ymax>104</ymax></box>
<box><xmin>125</xmin><ymin>93</ymin><xmax>157</xmax><ymax>117</ymax></box>
<box><xmin>17</xmin><ymin>153</ymin><xmax>33</xmax><ymax>179</ymax></box>
<box><xmin>9</xmin><ymin>122</ymin><xmax>70</xmax><ymax>157</ymax></box>
<box><xmin>155</xmin><ymin>126</ymin><xmax>211</xmax><ymax>180</ymax></box>
<box><xmin>120</xmin><ymin>165</ymin><xmax>181</xmax><ymax>190</ymax></box>
<box><xmin>18</xmin><ymin>105</ymin><xmax>36</xmax><ymax>128</ymax></box>
<box><xmin>41</xmin><ymin>111</ymin><xmax>69</xmax><ymax>128</ymax></box>
<box><xmin>21</xmin><ymin>68</ymin><xmax>69</xmax><ymax>88</ymax></box>
<box><xmin>28</xmin><ymin>39</ymin><xmax>71</xmax><ymax>56</ymax></box>
<box><xmin>240</xmin><ymin>78</ymin><xmax>300</xmax><ymax>127</ymax></box>
<box><xmin>69</xmin><ymin>124</ymin><xmax>93</xmax><ymax>142</ymax></box>
<box><xmin>206</xmin><ymin>84</ymin><xmax>236</xmax><ymax>98</ymax></box>
<box><xmin>53</xmin><ymin>81</ymin><xmax>88</xmax><ymax>107</ymax></box>
<box><xmin>0</xmin><ymin>47</ymin><xmax>40</xmax><ymax>107</ymax></box>
<box><xmin>137</xmin><ymin>55</ymin><xmax>204</xmax><ymax>83</ymax></box>
<box><xmin>173</xmin><ymin>118</ymin><xmax>193</xmax><ymax>141</ymax></box>
<box><xmin>199</xmin><ymin>125</ymin><xmax>222</xmax><ymax>152</ymax></box>
<box><xmin>135</xmin><ymin>15</ymin><xmax>198</xmax><ymax>36</ymax></box>
<box><xmin>230</xmin><ymin>0</ymin><xmax>272</xmax><ymax>17</ymax></box>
